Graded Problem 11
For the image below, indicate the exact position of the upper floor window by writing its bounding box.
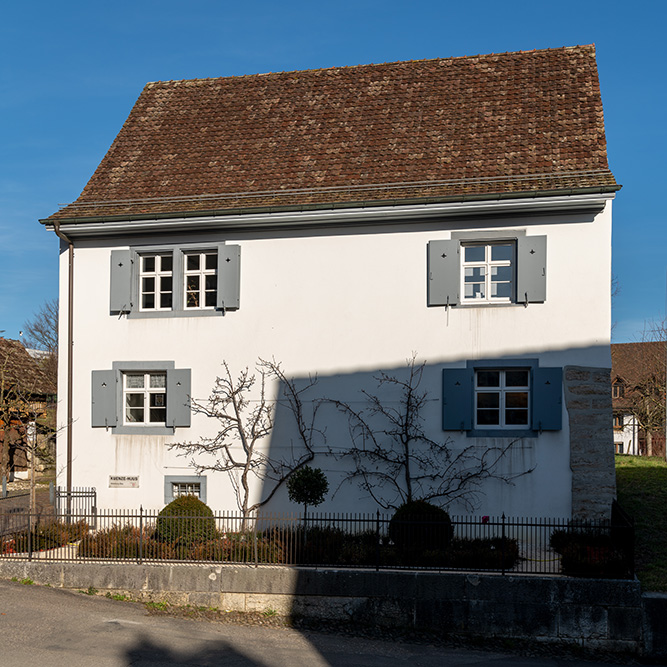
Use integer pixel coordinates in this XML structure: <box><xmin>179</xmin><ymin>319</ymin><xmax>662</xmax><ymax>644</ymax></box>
<box><xmin>613</xmin><ymin>414</ymin><xmax>624</xmax><ymax>429</ymax></box>
<box><xmin>140</xmin><ymin>254</ymin><xmax>173</xmax><ymax>311</ymax></box>
<box><xmin>184</xmin><ymin>252</ymin><xmax>218</xmax><ymax>309</ymax></box>
<box><xmin>612</xmin><ymin>382</ymin><xmax>625</xmax><ymax>398</ymax></box>
<box><xmin>462</xmin><ymin>243</ymin><xmax>514</xmax><ymax>303</ymax></box>
<box><xmin>110</xmin><ymin>244</ymin><xmax>240</xmax><ymax>317</ymax></box>
<box><xmin>427</xmin><ymin>234</ymin><xmax>546</xmax><ymax>308</ymax></box>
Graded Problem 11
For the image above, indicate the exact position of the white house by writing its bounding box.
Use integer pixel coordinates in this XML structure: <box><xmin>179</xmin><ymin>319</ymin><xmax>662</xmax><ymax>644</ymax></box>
<box><xmin>42</xmin><ymin>45</ymin><xmax>619</xmax><ymax>519</ymax></box>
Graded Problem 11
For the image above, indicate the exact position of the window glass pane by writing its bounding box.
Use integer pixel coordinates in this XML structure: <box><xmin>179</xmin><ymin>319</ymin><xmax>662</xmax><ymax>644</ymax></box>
<box><xmin>149</xmin><ymin>408</ymin><xmax>166</xmax><ymax>423</ymax></box>
<box><xmin>186</xmin><ymin>254</ymin><xmax>200</xmax><ymax>270</ymax></box>
<box><xmin>506</xmin><ymin>409</ymin><xmax>529</xmax><ymax>425</ymax></box>
<box><xmin>205</xmin><ymin>292</ymin><xmax>216</xmax><ymax>307</ymax></box>
<box><xmin>160</xmin><ymin>254</ymin><xmax>172</xmax><ymax>272</ymax></box>
<box><xmin>142</xmin><ymin>256</ymin><xmax>155</xmax><ymax>273</ymax></box>
<box><xmin>149</xmin><ymin>374</ymin><xmax>166</xmax><ymax>389</ymax></box>
<box><xmin>477</xmin><ymin>409</ymin><xmax>500</xmax><ymax>425</ymax></box>
<box><xmin>186</xmin><ymin>292</ymin><xmax>199</xmax><ymax>308</ymax></box>
<box><xmin>505</xmin><ymin>370</ymin><xmax>529</xmax><ymax>387</ymax></box>
<box><xmin>126</xmin><ymin>408</ymin><xmax>143</xmax><ymax>422</ymax></box>
<box><xmin>187</xmin><ymin>276</ymin><xmax>200</xmax><ymax>290</ymax></box>
<box><xmin>476</xmin><ymin>370</ymin><xmax>500</xmax><ymax>387</ymax></box>
<box><xmin>205</xmin><ymin>275</ymin><xmax>216</xmax><ymax>290</ymax></box>
<box><xmin>160</xmin><ymin>276</ymin><xmax>172</xmax><ymax>292</ymax></box>
<box><xmin>464</xmin><ymin>246</ymin><xmax>485</xmax><ymax>262</ymax></box>
<box><xmin>205</xmin><ymin>253</ymin><xmax>217</xmax><ymax>270</ymax></box>
<box><xmin>491</xmin><ymin>266</ymin><xmax>512</xmax><ymax>282</ymax></box>
<box><xmin>506</xmin><ymin>392</ymin><xmax>528</xmax><ymax>408</ymax></box>
<box><xmin>491</xmin><ymin>244</ymin><xmax>513</xmax><ymax>261</ymax></box>
<box><xmin>150</xmin><ymin>394</ymin><xmax>166</xmax><ymax>408</ymax></box>
<box><xmin>142</xmin><ymin>277</ymin><xmax>155</xmax><ymax>293</ymax></box>
<box><xmin>477</xmin><ymin>393</ymin><xmax>500</xmax><ymax>408</ymax></box>
<box><xmin>491</xmin><ymin>282</ymin><xmax>512</xmax><ymax>298</ymax></box>
<box><xmin>142</xmin><ymin>294</ymin><xmax>155</xmax><ymax>309</ymax></box>
<box><xmin>125</xmin><ymin>393</ymin><xmax>144</xmax><ymax>408</ymax></box>
<box><xmin>160</xmin><ymin>293</ymin><xmax>173</xmax><ymax>309</ymax></box>
<box><xmin>464</xmin><ymin>267</ymin><xmax>485</xmax><ymax>282</ymax></box>
<box><xmin>126</xmin><ymin>375</ymin><xmax>145</xmax><ymax>389</ymax></box>
<box><xmin>464</xmin><ymin>284</ymin><xmax>485</xmax><ymax>299</ymax></box>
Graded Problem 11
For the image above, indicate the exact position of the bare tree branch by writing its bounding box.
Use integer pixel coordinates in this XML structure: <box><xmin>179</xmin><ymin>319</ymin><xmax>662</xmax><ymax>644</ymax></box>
<box><xmin>329</xmin><ymin>354</ymin><xmax>533</xmax><ymax>511</ymax></box>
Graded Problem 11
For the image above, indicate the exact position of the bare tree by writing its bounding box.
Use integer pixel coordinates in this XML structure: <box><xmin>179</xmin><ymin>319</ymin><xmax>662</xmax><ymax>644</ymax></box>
<box><xmin>627</xmin><ymin>319</ymin><xmax>667</xmax><ymax>456</ymax></box>
<box><xmin>22</xmin><ymin>298</ymin><xmax>58</xmax><ymax>388</ymax></box>
<box><xmin>329</xmin><ymin>355</ymin><xmax>532</xmax><ymax>511</ymax></box>
<box><xmin>170</xmin><ymin>359</ymin><xmax>322</xmax><ymax>518</ymax></box>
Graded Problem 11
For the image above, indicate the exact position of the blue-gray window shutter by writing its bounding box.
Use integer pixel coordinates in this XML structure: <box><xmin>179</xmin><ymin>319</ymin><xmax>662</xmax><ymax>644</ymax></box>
<box><xmin>217</xmin><ymin>244</ymin><xmax>241</xmax><ymax>311</ymax></box>
<box><xmin>428</xmin><ymin>240</ymin><xmax>460</xmax><ymax>306</ymax></box>
<box><xmin>166</xmin><ymin>369</ymin><xmax>191</xmax><ymax>428</ymax></box>
<box><xmin>532</xmin><ymin>367</ymin><xmax>562</xmax><ymax>431</ymax></box>
<box><xmin>91</xmin><ymin>370</ymin><xmax>118</xmax><ymax>427</ymax></box>
<box><xmin>442</xmin><ymin>368</ymin><xmax>473</xmax><ymax>430</ymax></box>
<box><xmin>516</xmin><ymin>236</ymin><xmax>547</xmax><ymax>304</ymax></box>
<box><xmin>110</xmin><ymin>249</ymin><xmax>133</xmax><ymax>313</ymax></box>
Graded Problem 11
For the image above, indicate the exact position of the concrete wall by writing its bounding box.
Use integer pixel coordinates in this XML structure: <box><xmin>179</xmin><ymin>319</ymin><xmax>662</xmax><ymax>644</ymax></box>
<box><xmin>57</xmin><ymin>201</ymin><xmax>614</xmax><ymax>516</ymax></box>
<box><xmin>0</xmin><ymin>561</ymin><xmax>642</xmax><ymax>654</ymax></box>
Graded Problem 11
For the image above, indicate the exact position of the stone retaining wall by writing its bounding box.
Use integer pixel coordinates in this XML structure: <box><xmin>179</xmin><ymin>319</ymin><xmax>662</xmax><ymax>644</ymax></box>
<box><xmin>0</xmin><ymin>561</ymin><xmax>643</xmax><ymax>654</ymax></box>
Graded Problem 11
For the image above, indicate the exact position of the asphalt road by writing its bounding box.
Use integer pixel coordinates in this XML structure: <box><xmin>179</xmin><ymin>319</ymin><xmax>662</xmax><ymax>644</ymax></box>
<box><xmin>0</xmin><ymin>579</ymin><xmax>638</xmax><ymax>666</ymax></box>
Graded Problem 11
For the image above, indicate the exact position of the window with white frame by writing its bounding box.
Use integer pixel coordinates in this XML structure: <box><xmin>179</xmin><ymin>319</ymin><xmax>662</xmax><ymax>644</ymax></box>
<box><xmin>462</xmin><ymin>242</ymin><xmax>514</xmax><ymax>303</ymax></box>
<box><xmin>184</xmin><ymin>252</ymin><xmax>218</xmax><ymax>309</ymax></box>
<box><xmin>123</xmin><ymin>372</ymin><xmax>167</xmax><ymax>425</ymax></box>
<box><xmin>172</xmin><ymin>481</ymin><xmax>201</xmax><ymax>499</ymax></box>
<box><xmin>475</xmin><ymin>368</ymin><xmax>530</xmax><ymax>429</ymax></box>
<box><xmin>139</xmin><ymin>254</ymin><xmax>173</xmax><ymax>311</ymax></box>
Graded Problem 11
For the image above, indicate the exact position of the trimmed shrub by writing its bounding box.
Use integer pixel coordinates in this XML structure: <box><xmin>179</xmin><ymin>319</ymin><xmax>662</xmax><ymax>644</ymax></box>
<box><xmin>154</xmin><ymin>495</ymin><xmax>218</xmax><ymax>545</ymax></box>
<box><xmin>287</xmin><ymin>466</ymin><xmax>329</xmax><ymax>510</ymax></box>
<box><xmin>388</xmin><ymin>500</ymin><xmax>453</xmax><ymax>554</ymax></box>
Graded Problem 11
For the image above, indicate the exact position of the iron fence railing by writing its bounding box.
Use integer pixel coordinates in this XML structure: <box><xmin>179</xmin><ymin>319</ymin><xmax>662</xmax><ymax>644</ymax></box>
<box><xmin>0</xmin><ymin>507</ymin><xmax>634</xmax><ymax>579</ymax></box>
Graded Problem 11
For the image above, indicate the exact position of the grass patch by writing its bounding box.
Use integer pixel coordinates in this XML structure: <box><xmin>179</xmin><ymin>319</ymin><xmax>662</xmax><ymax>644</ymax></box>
<box><xmin>616</xmin><ymin>454</ymin><xmax>667</xmax><ymax>591</ymax></box>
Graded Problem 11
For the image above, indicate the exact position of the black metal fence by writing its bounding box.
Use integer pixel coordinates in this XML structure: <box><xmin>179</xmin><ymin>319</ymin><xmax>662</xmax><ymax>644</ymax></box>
<box><xmin>53</xmin><ymin>486</ymin><xmax>97</xmax><ymax>520</ymax></box>
<box><xmin>0</xmin><ymin>505</ymin><xmax>634</xmax><ymax>579</ymax></box>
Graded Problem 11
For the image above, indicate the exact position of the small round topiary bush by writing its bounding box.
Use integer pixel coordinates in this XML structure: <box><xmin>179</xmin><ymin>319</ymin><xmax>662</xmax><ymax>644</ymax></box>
<box><xmin>388</xmin><ymin>500</ymin><xmax>453</xmax><ymax>554</ymax></box>
<box><xmin>154</xmin><ymin>495</ymin><xmax>218</xmax><ymax>545</ymax></box>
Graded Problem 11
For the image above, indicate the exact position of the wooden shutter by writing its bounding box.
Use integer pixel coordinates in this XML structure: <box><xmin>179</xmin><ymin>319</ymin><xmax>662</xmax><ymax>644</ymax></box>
<box><xmin>167</xmin><ymin>369</ymin><xmax>191</xmax><ymax>428</ymax></box>
<box><xmin>91</xmin><ymin>370</ymin><xmax>118</xmax><ymax>427</ymax></box>
<box><xmin>427</xmin><ymin>240</ymin><xmax>460</xmax><ymax>306</ymax></box>
<box><xmin>442</xmin><ymin>368</ymin><xmax>473</xmax><ymax>430</ymax></box>
<box><xmin>532</xmin><ymin>366</ymin><xmax>562</xmax><ymax>431</ymax></box>
<box><xmin>109</xmin><ymin>249</ymin><xmax>133</xmax><ymax>313</ymax></box>
<box><xmin>516</xmin><ymin>236</ymin><xmax>547</xmax><ymax>304</ymax></box>
<box><xmin>216</xmin><ymin>244</ymin><xmax>241</xmax><ymax>311</ymax></box>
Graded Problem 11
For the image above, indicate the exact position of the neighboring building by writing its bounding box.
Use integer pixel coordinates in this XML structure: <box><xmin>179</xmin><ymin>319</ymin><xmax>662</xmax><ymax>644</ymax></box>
<box><xmin>42</xmin><ymin>45</ymin><xmax>619</xmax><ymax>519</ymax></box>
<box><xmin>611</xmin><ymin>342</ymin><xmax>666</xmax><ymax>456</ymax></box>
<box><xmin>0</xmin><ymin>338</ymin><xmax>56</xmax><ymax>480</ymax></box>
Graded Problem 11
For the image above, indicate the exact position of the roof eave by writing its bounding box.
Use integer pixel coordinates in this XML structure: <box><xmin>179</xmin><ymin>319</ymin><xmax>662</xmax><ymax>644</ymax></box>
<box><xmin>41</xmin><ymin>187</ymin><xmax>620</xmax><ymax>238</ymax></box>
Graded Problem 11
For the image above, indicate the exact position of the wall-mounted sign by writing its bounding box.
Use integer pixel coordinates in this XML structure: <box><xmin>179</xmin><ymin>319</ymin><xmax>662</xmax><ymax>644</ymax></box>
<box><xmin>109</xmin><ymin>475</ymin><xmax>139</xmax><ymax>488</ymax></box>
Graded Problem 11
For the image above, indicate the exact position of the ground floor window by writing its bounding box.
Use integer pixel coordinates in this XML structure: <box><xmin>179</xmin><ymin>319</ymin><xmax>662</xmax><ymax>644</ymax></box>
<box><xmin>164</xmin><ymin>475</ymin><xmax>207</xmax><ymax>504</ymax></box>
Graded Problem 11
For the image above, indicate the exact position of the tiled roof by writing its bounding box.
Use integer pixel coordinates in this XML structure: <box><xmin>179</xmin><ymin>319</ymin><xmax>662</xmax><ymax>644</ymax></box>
<box><xmin>611</xmin><ymin>342</ymin><xmax>666</xmax><ymax>409</ymax></box>
<box><xmin>45</xmin><ymin>45</ymin><xmax>618</xmax><ymax>223</ymax></box>
<box><xmin>0</xmin><ymin>339</ymin><xmax>56</xmax><ymax>396</ymax></box>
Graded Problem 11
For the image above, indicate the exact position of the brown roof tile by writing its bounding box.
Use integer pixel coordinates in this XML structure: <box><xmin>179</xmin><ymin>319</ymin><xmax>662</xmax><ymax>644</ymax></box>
<box><xmin>45</xmin><ymin>45</ymin><xmax>618</xmax><ymax>222</ymax></box>
<box><xmin>0</xmin><ymin>339</ymin><xmax>56</xmax><ymax>397</ymax></box>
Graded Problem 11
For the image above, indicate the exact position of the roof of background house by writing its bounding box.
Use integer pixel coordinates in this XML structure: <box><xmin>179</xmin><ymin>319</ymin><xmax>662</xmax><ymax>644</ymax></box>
<box><xmin>611</xmin><ymin>342</ymin><xmax>666</xmax><ymax>384</ymax></box>
<box><xmin>44</xmin><ymin>44</ymin><xmax>618</xmax><ymax>223</ymax></box>
<box><xmin>0</xmin><ymin>339</ymin><xmax>56</xmax><ymax>396</ymax></box>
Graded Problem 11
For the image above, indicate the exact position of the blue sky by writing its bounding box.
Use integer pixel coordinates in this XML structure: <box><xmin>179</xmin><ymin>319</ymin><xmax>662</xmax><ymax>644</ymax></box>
<box><xmin>1</xmin><ymin>0</ymin><xmax>665</xmax><ymax>343</ymax></box>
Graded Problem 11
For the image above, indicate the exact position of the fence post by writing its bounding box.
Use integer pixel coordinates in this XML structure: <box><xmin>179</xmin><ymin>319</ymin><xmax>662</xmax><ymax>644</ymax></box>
<box><xmin>375</xmin><ymin>510</ymin><xmax>380</xmax><ymax>572</ymax></box>
<box><xmin>138</xmin><ymin>506</ymin><xmax>143</xmax><ymax>565</ymax></box>
<box><xmin>501</xmin><ymin>513</ymin><xmax>506</xmax><ymax>576</ymax></box>
<box><xmin>254</xmin><ymin>518</ymin><xmax>258</xmax><ymax>568</ymax></box>
<box><xmin>2</xmin><ymin>475</ymin><xmax>6</xmax><ymax>499</ymax></box>
<box><xmin>28</xmin><ymin>512</ymin><xmax>33</xmax><ymax>562</ymax></box>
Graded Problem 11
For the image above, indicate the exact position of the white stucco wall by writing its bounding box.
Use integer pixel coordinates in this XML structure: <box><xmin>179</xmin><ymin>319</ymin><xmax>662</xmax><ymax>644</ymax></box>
<box><xmin>56</xmin><ymin>200</ymin><xmax>613</xmax><ymax>518</ymax></box>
